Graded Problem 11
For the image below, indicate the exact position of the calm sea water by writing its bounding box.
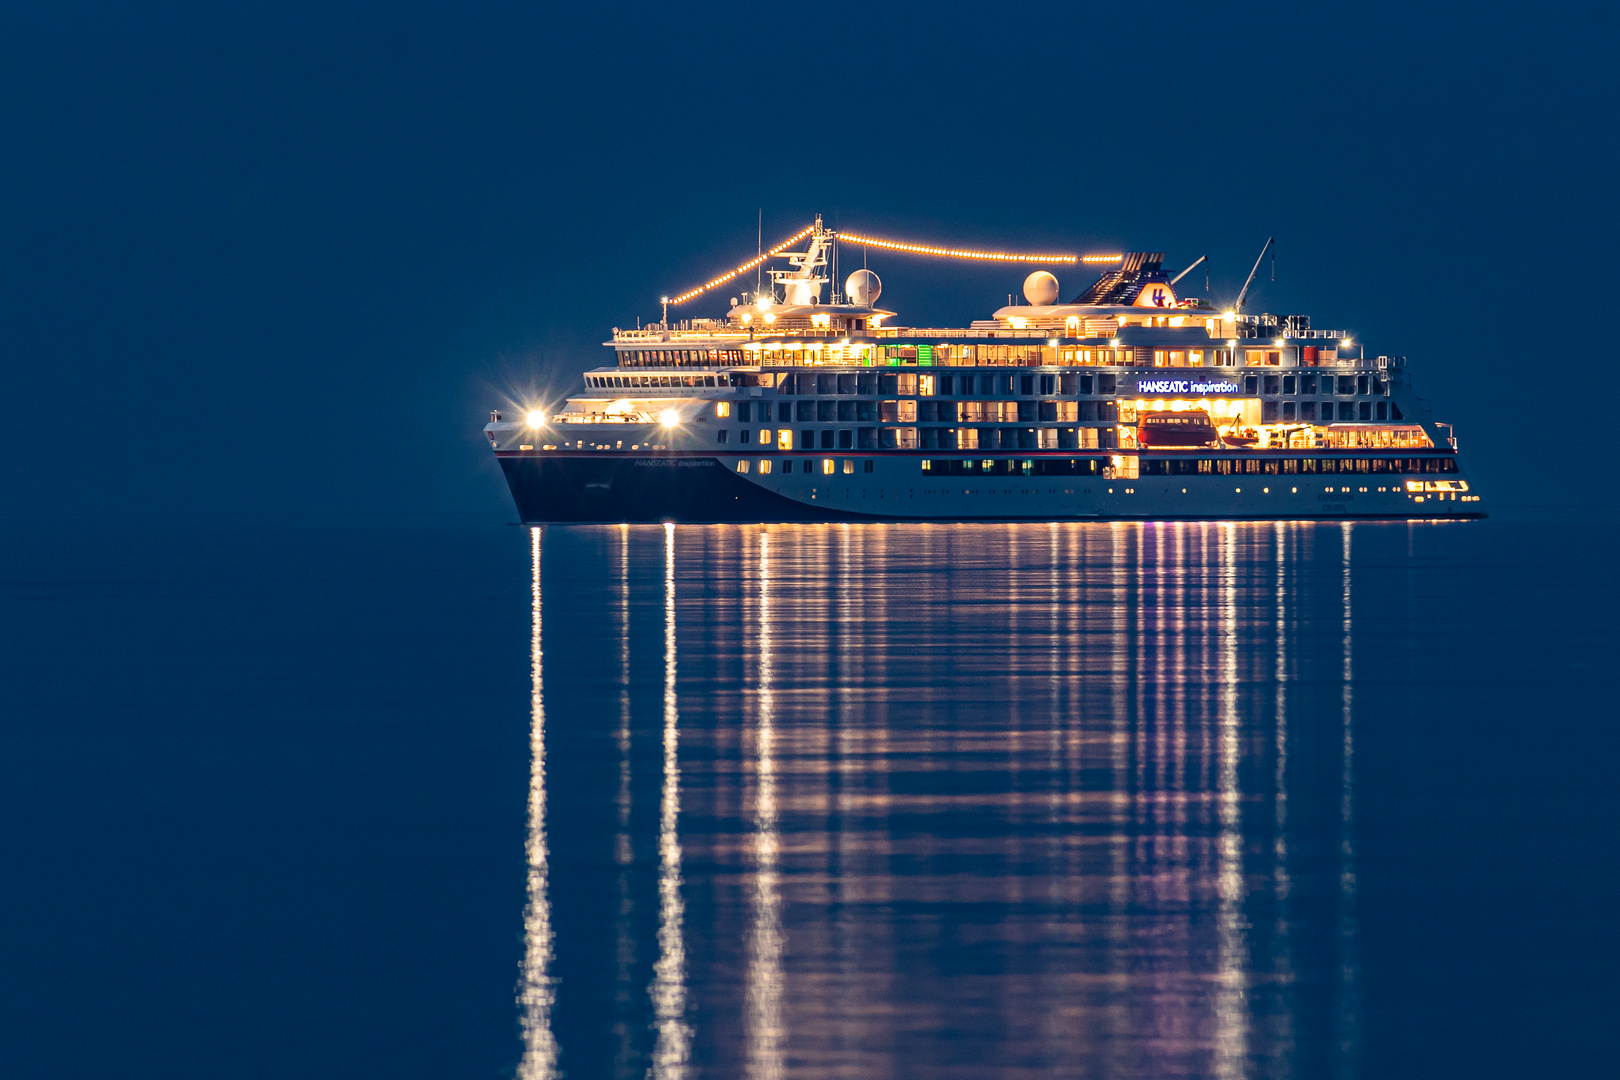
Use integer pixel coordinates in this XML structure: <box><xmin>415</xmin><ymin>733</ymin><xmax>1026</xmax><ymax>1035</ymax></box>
<box><xmin>2</xmin><ymin>519</ymin><xmax>1614</xmax><ymax>1078</ymax></box>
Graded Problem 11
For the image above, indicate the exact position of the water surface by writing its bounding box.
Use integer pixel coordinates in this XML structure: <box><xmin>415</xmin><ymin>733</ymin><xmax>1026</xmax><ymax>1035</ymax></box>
<box><xmin>1</xmin><ymin>519</ymin><xmax>1613</xmax><ymax>1078</ymax></box>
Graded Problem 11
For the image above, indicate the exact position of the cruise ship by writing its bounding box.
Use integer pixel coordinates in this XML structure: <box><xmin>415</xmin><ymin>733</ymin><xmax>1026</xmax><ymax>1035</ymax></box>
<box><xmin>486</xmin><ymin>218</ymin><xmax>1482</xmax><ymax>522</ymax></box>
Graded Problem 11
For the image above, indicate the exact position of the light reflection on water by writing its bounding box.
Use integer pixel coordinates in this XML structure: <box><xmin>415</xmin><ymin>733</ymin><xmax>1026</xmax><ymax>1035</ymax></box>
<box><xmin>517</xmin><ymin>527</ymin><xmax>558</xmax><ymax>1079</ymax></box>
<box><xmin>528</xmin><ymin>522</ymin><xmax>1384</xmax><ymax>1078</ymax></box>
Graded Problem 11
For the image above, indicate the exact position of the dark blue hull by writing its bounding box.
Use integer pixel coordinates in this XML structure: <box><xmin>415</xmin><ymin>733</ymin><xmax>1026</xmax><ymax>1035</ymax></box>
<box><xmin>498</xmin><ymin>453</ymin><xmax>862</xmax><ymax>523</ymax></box>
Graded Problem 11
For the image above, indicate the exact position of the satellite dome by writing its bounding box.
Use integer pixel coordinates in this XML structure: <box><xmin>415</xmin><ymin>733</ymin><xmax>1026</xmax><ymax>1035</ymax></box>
<box><xmin>846</xmin><ymin>269</ymin><xmax>882</xmax><ymax>307</ymax></box>
<box><xmin>1023</xmin><ymin>270</ymin><xmax>1060</xmax><ymax>306</ymax></box>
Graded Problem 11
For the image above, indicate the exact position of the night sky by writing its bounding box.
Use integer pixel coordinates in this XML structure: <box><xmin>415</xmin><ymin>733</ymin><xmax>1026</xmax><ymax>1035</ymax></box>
<box><xmin>3</xmin><ymin>2</ymin><xmax>1613</xmax><ymax>519</ymax></box>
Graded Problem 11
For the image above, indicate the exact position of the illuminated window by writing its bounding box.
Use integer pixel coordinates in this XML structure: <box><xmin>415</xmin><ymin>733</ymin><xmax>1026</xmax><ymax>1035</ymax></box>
<box><xmin>736</xmin><ymin>460</ymin><xmax>750</xmax><ymax>474</ymax></box>
<box><xmin>758</xmin><ymin>459</ymin><xmax>772</xmax><ymax>474</ymax></box>
<box><xmin>822</xmin><ymin>458</ymin><xmax>835</xmax><ymax>475</ymax></box>
<box><xmin>776</xmin><ymin>429</ymin><xmax>792</xmax><ymax>450</ymax></box>
<box><xmin>843</xmin><ymin>459</ymin><xmax>854</xmax><ymax>474</ymax></box>
<box><xmin>714</xmin><ymin>401</ymin><xmax>729</xmax><ymax>418</ymax></box>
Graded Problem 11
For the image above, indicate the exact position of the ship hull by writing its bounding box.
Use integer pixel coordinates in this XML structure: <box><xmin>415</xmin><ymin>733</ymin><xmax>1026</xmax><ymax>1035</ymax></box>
<box><xmin>498</xmin><ymin>452</ymin><xmax>1485</xmax><ymax>523</ymax></box>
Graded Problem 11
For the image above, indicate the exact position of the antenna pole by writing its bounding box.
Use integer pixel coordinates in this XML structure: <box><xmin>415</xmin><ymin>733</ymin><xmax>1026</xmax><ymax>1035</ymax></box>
<box><xmin>756</xmin><ymin>209</ymin><xmax>762</xmax><ymax>296</ymax></box>
<box><xmin>1235</xmin><ymin>237</ymin><xmax>1275</xmax><ymax>313</ymax></box>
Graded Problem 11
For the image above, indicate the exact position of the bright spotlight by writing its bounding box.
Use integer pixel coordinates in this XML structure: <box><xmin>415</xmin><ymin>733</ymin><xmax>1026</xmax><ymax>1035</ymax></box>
<box><xmin>658</xmin><ymin>408</ymin><xmax>680</xmax><ymax>427</ymax></box>
<box><xmin>525</xmin><ymin>410</ymin><xmax>546</xmax><ymax>428</ymax></box>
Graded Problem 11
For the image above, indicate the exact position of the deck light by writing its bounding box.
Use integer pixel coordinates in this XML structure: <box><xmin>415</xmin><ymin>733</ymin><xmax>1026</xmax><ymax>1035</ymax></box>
<box><xmin>659</xmin><ymin>409</ymin><xmax>680</xmax><ymax>427</ymax></box>
<box><xmin>525</xmin><ymin>410</ymin><xmax>546</xmax><ymax>428</ymax></box>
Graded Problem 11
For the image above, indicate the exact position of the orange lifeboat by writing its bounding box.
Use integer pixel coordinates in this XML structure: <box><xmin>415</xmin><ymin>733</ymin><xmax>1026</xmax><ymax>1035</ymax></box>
<box><xmin>1136</xmin><ymin>409</ymin><xmax>1221</xmax><ymax>448</ymax></box>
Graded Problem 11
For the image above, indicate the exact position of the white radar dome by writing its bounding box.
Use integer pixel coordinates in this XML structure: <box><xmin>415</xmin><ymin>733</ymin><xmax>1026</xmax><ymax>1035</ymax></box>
<box><xmin>845</xmin><ymin>269</ymin><xmax>882</xmax><ymax>307</ymax></box>
<box><xmin>1023</xmin><ymin>270</ymin><xmax>1060</xmax><ymax>306</ymax></box>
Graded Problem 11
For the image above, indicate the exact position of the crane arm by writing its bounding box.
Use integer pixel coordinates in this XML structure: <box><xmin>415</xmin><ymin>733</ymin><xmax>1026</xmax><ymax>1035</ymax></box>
<box><xmin>1235</xmin><ymin>237</ymin><xmax>1274</xmax><ymax>312</ymax></box>
<box><xmin>1170</xmin><ymin>255</ymin><xmax>1207</xmax><ymax>286</ymax></box>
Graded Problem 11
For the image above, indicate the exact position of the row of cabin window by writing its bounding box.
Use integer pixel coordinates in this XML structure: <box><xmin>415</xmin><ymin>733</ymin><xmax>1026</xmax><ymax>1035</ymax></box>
<box><xmin>1140</xmin><ymin>457</ymin><xmax>1459</xmax><ymax>476</ymax></box>
<box><xmin>734</xmin><ymin>455</ymin><xmax>1458</xmax><ymax>478</ymax></box>
<box><xmin>770</xmin><ymin>371</ymin><xmax>1387</xmax><ymax>399</ymax></box>
<box><xmin>588</xmin><ymin>373</ymin><xmax>721</xmax><ymax>389</ymax></box>
<box><xmin>1264</xmin><ymin>400</ymin><xmax>1395</xmax><ymax>423</ymax></box>
<box><xmin>613</xmin><ymin>347</ymin><xmax>1361</xmax><ymax>374</ymax></box>
<box><xmin>1250</xmin><ymin>373</ymin><xmax>1386</xmax><ymax>396</ymax></box>
<box><xmin>770</xmin><ymin>372</ymin><xmax>1122</xmax><ymax>396</ymax></box>
<box><xmin>586</xmin><ymin>369</ymin><xmax>1388</xmax><ymax>399</ymax></box>
<box><xmin>735</xmin><ymin>458</ymin><xmax>877</xmax><ymax>476</ymax></box>
<box><xmin>722</xmin><ymin>400</ymin><xmax>1119</xmax><ymax>423</ymax></box>
<box><xmin>920</xmin><ymin>458</ymin><xmax>1105</xmax><ymax>476</ymax></box>
<box><xmin>617</xmin><ymin>350</ymin><xmax>747</xmax><ymax>367</ymax></box>
<box><xmin>717</xmin><ymin>428</ymin><xmax>1113</xmax><ymax>451</ymax></box>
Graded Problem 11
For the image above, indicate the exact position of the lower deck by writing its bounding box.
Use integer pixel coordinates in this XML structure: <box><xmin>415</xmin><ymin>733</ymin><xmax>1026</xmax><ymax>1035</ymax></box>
<box><xmin>497</xmin><ymin>451</ymin><xmax>1483</xmax><ymax>523</ymax></box>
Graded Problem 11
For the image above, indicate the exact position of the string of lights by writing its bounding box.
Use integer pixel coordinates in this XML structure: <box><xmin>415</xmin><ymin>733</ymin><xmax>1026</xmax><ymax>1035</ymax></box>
<box><xmin>669</xmin><ymin>225</ymin><xmax>1123</xmax><ymax>304</ymax></box>
<box><xmin>836</xmin><ymin>231</ymin><xmax>1077</xmax><ymax>264</ymax></box>
<box><xmin>667</xmin><ymin>226</ymin><xmax>816</xmax><ymax>305</ymax></box>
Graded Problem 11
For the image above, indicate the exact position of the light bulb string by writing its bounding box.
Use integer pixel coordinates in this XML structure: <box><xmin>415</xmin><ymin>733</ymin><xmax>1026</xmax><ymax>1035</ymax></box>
<box><xmin>667</xmin><ymin>225</ymin><xmax>1123</xmax><ymax>306</ymax></box>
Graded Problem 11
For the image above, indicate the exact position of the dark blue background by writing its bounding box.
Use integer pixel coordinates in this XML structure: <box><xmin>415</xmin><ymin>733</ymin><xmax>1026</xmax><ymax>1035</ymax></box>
<box><xmin>3</xmin><ymin>6</ymin><xmax>1617</xmax><ymax>1077</ymax></box>
<box><xmin>2</xmin><ymin>1</ymin><xmax>1613</xmax><ymax>518</ymax></box>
